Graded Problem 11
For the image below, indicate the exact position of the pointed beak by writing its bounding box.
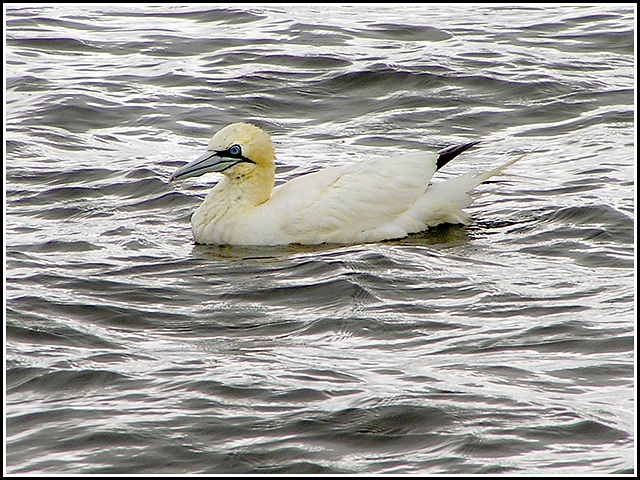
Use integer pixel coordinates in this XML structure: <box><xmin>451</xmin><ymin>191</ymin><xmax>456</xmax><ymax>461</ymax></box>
<box><xmin>169</xmin><ymin>151</ymin><xmax>242</xmax><ymax>182</ymax></box>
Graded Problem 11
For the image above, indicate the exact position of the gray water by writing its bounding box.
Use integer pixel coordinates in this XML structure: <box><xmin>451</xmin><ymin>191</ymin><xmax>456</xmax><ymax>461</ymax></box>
<box><xmin>5</xmin><ymin>4</ymin><xmax>635</xmax><ymax>475</ymax></box>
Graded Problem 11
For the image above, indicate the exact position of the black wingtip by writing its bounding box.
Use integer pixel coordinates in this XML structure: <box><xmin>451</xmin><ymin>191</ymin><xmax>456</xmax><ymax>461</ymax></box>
<box><xmin>436</xmin><ymin>140</ymin><xmax>481</xmax><ymax>171</ymax></box>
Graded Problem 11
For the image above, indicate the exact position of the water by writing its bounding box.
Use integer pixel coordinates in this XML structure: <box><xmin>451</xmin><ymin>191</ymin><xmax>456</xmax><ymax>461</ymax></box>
<box><xmin>5</xmin><ymin>4</ymin><xmax>635</xmax><ymax>475</ymax></box>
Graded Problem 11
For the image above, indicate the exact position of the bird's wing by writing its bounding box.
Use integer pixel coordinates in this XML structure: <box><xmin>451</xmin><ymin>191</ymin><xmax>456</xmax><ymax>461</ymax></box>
<box><xmin>267</xmin><ymin>152</ymin><xmax>438</xmax><ymax>243</ymax></box>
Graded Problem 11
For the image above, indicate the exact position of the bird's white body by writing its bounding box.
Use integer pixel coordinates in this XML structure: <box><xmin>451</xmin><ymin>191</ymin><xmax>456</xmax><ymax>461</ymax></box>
<box><xmin>170</xmin><ymin>123</ymin><xmax>517</xmax><ymax>246</ymax></box>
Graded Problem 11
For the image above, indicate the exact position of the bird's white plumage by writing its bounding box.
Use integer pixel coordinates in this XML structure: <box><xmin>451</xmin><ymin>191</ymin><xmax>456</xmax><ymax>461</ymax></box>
<box><xmin>170</xmin><ymin>123</ymin><xmax>517</xmax><ymax>245</ymax></box>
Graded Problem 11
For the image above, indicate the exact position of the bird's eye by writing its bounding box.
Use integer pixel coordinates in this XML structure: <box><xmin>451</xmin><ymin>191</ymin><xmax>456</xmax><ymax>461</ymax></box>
<box><xmin>229</xmin><ymin>145</ymin><xmax>241</xmax><ymax>156</ymax></box>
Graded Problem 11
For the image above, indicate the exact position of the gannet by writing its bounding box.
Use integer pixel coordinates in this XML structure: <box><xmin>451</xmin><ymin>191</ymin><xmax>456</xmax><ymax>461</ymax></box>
<box><xmin>170</xmin><ymin>123</ymin><xmax>518</xmax><ymax>245</ymax></box>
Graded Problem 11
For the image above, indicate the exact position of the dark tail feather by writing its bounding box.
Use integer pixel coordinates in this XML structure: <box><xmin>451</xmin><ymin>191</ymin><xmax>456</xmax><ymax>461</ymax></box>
<box><xmin>436</xmin><ymin>141</ymin><xmax>481</xmax><ymax>171</ymax></box>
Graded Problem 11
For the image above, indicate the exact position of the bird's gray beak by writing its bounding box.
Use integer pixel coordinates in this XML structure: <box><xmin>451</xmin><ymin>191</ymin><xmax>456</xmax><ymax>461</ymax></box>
<box><xmin>169</xmin><ymin>151</ymin><xmax>242</xmax><ymax>182</ymax></box>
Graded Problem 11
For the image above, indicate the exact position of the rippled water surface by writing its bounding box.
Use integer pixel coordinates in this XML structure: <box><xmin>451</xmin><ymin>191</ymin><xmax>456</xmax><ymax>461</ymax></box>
<box><xmin>5</xmin><ymin>4</ymin><xmax>635</xmax><ymax>475</ymax></box>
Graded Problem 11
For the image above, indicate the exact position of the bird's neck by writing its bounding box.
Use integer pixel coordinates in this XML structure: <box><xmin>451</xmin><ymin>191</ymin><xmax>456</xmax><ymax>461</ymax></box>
<box><xmin>216</xmin><ymin>163</ymin><xmax>275</xmax><ymax>207</ymax></box>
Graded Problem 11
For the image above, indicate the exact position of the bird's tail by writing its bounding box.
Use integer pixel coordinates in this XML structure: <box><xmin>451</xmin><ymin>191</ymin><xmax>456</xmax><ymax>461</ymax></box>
<box><xmin>402</xmin><ymin>152</ymin><xmax>526</xmax><ymax>229</ymax></box>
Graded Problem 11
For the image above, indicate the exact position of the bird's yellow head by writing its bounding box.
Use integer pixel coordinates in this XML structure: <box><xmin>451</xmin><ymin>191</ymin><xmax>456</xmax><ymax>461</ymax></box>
<box><xmin>170</xmin><ymin>122</ymin><xmax>275</xmax><ymax>182</ymax></box>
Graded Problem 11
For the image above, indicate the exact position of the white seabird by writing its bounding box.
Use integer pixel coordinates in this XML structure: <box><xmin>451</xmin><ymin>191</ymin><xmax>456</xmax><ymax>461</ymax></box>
<box><xmin>170</xmin><ymin>122</ymin><xmax>518</xmax><ymax>245</ymax></box>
